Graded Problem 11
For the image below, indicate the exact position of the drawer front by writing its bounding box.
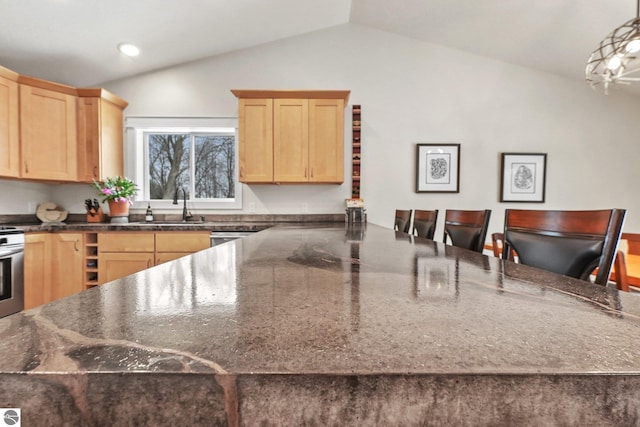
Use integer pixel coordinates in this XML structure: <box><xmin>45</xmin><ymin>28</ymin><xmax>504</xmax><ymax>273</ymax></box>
<box><xmin>155</xmin><ymin>232</ymin><xmax>210</xmax><ymax>253</ymax></box>
<box><xmin>98</xmin><ymin>232</ymin><xmax>155</xmax><ymax>252</ymax></box>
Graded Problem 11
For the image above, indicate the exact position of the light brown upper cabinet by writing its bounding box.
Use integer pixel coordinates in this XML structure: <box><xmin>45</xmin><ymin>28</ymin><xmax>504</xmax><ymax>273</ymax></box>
<box><xmin>0</xmin><ymin>64</ymin><xmax>127</xmax><ymax>183</ymax></box>
<box><xmin>77</xmin><ymin>89</ymin><xmax>128</xmax><ymax>182</ymax></box>
<box><xmin>19</xmin><ymin>76</ymin><xmax>78</xmax><ymax>181</ymax></box>
<box><xmin>0</xmin><ymin>66</ymin><xmax>19</xmax><ymax>178</ymax></box>
<box><xmin>237</xmin><ymin>97</ymin><xmax>274</xmax><ymax>183</ymax></box>
<box><xmin>233</xmin><ymin>90</ymin><xmax>349</xmax><ymax>184</ymax></box>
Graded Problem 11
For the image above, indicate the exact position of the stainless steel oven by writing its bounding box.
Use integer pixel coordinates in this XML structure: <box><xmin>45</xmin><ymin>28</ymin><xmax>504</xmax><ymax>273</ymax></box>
<box><xmin>0</xmin><ymin>227</ymin><xmax>25</xmax><ymax>318</ymax></box>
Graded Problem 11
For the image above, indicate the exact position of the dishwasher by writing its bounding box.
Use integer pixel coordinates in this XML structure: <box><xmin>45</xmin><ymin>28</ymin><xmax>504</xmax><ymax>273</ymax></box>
<box><xmin>210</xmin><ymin>231</ymin><xmax>255</xmax><ymax>247</ymax></box>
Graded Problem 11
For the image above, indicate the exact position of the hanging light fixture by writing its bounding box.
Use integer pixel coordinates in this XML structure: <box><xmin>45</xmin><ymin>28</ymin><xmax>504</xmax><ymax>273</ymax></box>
<box><xmin>586</xmin><ymin>0</ymin><xmax>640</xmax><ymax>93</ymax></box>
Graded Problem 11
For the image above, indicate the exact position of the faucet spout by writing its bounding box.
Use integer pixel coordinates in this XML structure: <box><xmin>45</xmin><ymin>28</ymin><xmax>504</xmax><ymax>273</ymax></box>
<box><xmin>182</xmin><ymin>188</ymin><xmax>191</xmax><ymax>221</ymax></box>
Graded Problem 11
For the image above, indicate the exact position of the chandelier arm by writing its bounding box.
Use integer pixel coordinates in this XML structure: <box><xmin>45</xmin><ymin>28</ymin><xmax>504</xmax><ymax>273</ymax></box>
<box><xmin>585</xmin><ymin>2</ymin><xmax>640</xmax><ymax>93</ymax></box>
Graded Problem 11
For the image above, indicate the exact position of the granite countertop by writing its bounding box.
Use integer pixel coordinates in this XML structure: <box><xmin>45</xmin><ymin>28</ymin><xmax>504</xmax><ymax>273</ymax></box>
<box><xmin>3</xmin><ymin>213</ymin><xmax>345</xmax><ymax>233</ymax></box>
<box><xmin>2</xmin><ymin>223</ymin><xmax>640</xmax><ymax>426</ymax></box>
<box><xmin>13</xmin><ymin>221</ymin><xmax>274</xmax><ymax>233</ymax></box>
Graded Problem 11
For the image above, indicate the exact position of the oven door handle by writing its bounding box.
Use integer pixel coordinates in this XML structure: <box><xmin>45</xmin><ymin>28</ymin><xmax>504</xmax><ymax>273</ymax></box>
<box><xmin>0</xmin><ymin>247</ymin><xmax>24</xmax><ymax>258</ymax></box>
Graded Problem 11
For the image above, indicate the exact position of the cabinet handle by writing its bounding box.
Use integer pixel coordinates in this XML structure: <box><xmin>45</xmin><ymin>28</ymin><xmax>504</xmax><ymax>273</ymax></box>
<box><xmin>147</xmin><ymin>259</ymin><xmax>152</xmax><ymax>268</ymax></box>
<box><xmin>93</xmin><ymin>166</ymin><xmax>98</xmax><ymax>178</ymax></box>
<box><xmin>24</xmin><ymin>161</ymin><xmax>29</xmax><ymax>174</ymax></box>
<box><xmin>74</xmin><ymin>240</ymin><xmax>79</xmax><ymax>252</ymax></box>
<box><xmin>311</xmin><ymin>168</ymin><xmax>314</xmax><ymax>178</ymax></box>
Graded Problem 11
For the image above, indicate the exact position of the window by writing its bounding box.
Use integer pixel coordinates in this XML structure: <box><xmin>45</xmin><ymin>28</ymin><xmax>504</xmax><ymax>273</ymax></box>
<box><xmin>125</xmin><ymin>117</ymin><xmax>241</xmax><ymax>209</ymax></box>
<box><xmin>147</xmin><ymin>132</ymin><xmax>235</xmax><ymax>200</ymax></box>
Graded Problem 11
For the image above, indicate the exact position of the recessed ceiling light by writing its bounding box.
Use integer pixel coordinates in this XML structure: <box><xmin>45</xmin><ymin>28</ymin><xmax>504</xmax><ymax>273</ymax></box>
<box><xmin>118</xmin><ymin>43</ymin><xmax>140</xmax><ymax>57</ymax></box>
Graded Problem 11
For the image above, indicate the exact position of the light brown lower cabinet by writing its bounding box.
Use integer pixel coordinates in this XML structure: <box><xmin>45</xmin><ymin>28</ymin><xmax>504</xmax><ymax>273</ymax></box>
<box><xmin>98</xmin><ymin>231</ymin><xmax>210</xmax><ymax>284</ymax></box>
<box><xmin>24</xmin><ymin>230</ymin><xmax>211</xmax><ymax>308</ymax></box>
<box><xmin>24</xmin><ymin>232</ymin><xmax>83</xmax><ymax>310</ymax></box>
<box><xmin>155</xmin><ymin>232</ymin><xmax>210</xmax><ymax>265</ymax></box>
<box><xmin>97</xmin><ymin>232</ymin><xmax>155</xmax><ymax>285</ymax></box>
<box><xmin>99</xmin><ymin>252</ymin><xmax>154</xmax><ymax>283</ymax></box>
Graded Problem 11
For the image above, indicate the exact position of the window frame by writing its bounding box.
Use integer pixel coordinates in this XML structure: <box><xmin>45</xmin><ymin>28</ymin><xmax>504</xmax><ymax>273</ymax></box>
<box><xmin>125</xmin><ymin>117</ymin><xmax>242</xmax><ymax>210</ymax></box>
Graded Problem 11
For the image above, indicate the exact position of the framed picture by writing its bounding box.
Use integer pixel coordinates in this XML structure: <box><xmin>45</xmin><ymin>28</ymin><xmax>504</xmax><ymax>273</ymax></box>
<box><xmin>416</xmin><ymin>143</ymin><xmax>460</xmax><ymax>193</ymax></box>
<box><xmin>500</xmin><ymin>153</ymin><xmax>547</xmax><ymax>202</ymax></box>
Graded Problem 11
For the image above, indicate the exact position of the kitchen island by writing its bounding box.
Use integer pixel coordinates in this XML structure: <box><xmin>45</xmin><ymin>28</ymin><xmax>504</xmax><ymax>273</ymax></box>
<box><xmin>1</xmin><ymin>223</ymin><xmax>640</xmax><ymax>426</ymax></box>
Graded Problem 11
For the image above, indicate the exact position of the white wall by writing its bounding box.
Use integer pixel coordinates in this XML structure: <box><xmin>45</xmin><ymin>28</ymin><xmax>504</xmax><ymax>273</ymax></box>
<box><xmin>4</xmin><ymin>23</ymin><xmax>640</xmax><ymax>237</ymax></box>
<box><xmin>0</xmin><ymin>180</ymin><xmax>51</xmax><ymax>214</ymax></box>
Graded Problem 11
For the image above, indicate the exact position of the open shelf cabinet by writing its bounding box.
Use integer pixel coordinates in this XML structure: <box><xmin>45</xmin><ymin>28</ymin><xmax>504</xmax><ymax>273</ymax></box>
<box><xmin>352</xmin><ymin>105</ymin><xmax>361</xmax><ymax>198</ymax></box>
<box><xmin>84</xmin><ymin>231</ymin><xmax>99</xmax><ymax>288</ymax></box>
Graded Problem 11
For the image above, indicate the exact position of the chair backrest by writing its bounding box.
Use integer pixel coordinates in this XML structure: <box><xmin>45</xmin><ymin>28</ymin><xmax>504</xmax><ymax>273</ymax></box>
<box><xmin>413</xmin><ymin>209</ymin><xmax>438</xmax><ymax>239</ymax></box>
<box><xmin>502</xmin><ymin>209</ymin><xmax>626</xmax><ymax>286</ymax></box>
<box><xmin>621</xmin><ymin>233</ymin><xmax>640</xmax><ymax>255</ymax></box>
<box><xmin>443</xmin><ymin>209</ymin><xmax>491</xmax><ymax>253</ymax></box>
<box><xmin>394</xmin><ymin>209</ymin><xmax>412</xmax><ymax>234</ymax></box>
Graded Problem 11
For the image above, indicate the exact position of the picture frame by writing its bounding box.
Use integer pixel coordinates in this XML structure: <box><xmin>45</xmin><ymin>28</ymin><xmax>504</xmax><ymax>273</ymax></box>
<box><xmin>500</xmin><ymin>153</ymin><xmax>547</xmax><ymax>203</ymax></box>
<box><xmin>416</xmin><ymin>143</ymin><xmax>460</xmax><ymax>193</ymax></box>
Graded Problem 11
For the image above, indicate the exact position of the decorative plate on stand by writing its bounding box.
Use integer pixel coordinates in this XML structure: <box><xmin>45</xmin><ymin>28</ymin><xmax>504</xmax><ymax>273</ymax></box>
<box><xmin>36</xmin><ymin>202</ymin><xmax>68</xmax><ymax>223</ymax></box>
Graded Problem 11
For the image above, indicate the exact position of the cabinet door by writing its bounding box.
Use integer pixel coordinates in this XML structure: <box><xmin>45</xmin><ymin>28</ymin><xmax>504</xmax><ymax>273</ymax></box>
<box><xmin>0</xmin><ymin>74</ymin><xmax>19</xmax><ymax>177</ymax></box>
<box><xmin>309</xmin><ymin>99</ymin><xmax>344</xmax><ymax>183</ymax></box>
<box><xmin>156</xmin><ymin>252</ymin><xmax>190</xmax><ymax>265</ymax></box>
<box><xmin>20</xmin><ymin>84</ymin><xmax>77</xmax><ymax>181</ymax></box>
<box><xmin>98</xmin><ymin>252</ymin><xmax>154</xmax><ymax>284</ymax></box>
<box><xmin>77</xmin><ymin>97</ymin><xmax>125</xmax><ymax>182</ymax></box>
<box><xmin>24</xmin><ymin>233</ymin><xmax>52</xmax><ymax>310</ymax></box>
<box><xmin>238</xmin><ymin>98</ymin><xmax>273</xmax><ymax>183</ymax></box>
<box><xmin>274</xmin><ymin>98</ymin><xmax>308</xmax><ymax>182</ymax></box>
<box><xmin>51</xmin><ymin>233</ymin><xmax>83</xmax><ymax>301</ymax></box>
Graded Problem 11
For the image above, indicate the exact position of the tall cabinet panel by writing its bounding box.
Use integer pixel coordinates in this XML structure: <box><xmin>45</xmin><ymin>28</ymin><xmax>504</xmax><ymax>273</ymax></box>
<box><xmin>274</xmin><ymin>98</ymin><xmax>308</xmax><ymax>182</ymax></box>
<box><xmin>0</xmin><ymin>67</ymin><xmax>19</xmax><ymax>177</ymax></box>
<box><xmin>19</xmin><ymin>81</ymin><xmax>77</xmax><ymax>181</ymax></box>
<box><xmin>238</xmin><ymin>98</ymin><xmax>273</xmax><ymax>183</ymax></box>
<box><xmin>24</xmin><ymin>232</ymin><xmax>83</xmax><ymax>310</ymax></box>
<box><xmin>24</xmin><ymin>233</ymin><xmax>51</xmax><ymax>310</ymax></box>
<box><xmin>51</xmin><ymin>233</ymin><xmax>84</xmax><ymax>301</ymax></box>
<box><xmin>309</xmin><ymin>99</ymin><xmax>344</xmax><ymax>183</ymax></box>
<box><xmin>77</xmin><ymin>89</ymin><xmax>128</xmax><ymax>182</ymax></box>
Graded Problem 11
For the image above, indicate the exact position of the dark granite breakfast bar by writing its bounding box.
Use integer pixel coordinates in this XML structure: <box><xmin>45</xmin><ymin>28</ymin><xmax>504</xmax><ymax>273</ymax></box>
<box><xmin>2</xmin><ymin>223</ymin><xmax>640</xmax><ymax>426</ymax></box>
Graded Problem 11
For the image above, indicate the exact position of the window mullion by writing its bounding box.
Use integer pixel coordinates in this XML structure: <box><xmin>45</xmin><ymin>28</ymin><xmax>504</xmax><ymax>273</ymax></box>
<box><xmin>190</xmin><ymin>134</ymin><xmax>196</xmax><ymax>200</ymax></box>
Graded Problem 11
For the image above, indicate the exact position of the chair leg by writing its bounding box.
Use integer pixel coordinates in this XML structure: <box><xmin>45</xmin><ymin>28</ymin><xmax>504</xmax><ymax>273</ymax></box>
<box><xmin>614</xmin><ymin>250</ymin><xmax>629</xmax><ymax>292</ymax></box>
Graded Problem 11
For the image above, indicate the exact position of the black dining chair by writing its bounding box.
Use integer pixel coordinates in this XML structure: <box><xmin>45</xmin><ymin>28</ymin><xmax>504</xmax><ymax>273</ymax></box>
<box><xmin>412</xmin><ymin>209</ymin><xmax>438</xmax><ymax>240</ymax></box>
<box><xmin>443</xmin><ymin>209</ymin><xmax>491</xmax><ymax>253</ymax></box>
<box><xmin>502</xmin><ymin>209</ymin><xmax>626</xmax><ymax>286</ymax></box>
<box><xmin>394</xmin><ymin>209</ymin><xmax>412</xmax><ymax>234</ymax></box>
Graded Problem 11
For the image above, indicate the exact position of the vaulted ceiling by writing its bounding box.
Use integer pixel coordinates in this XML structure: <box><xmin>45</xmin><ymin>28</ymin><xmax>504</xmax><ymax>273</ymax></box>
<box><xmin>1</xmin><ymin>0</ymin><xmax>637</xmax><ymax>94</ymax></box>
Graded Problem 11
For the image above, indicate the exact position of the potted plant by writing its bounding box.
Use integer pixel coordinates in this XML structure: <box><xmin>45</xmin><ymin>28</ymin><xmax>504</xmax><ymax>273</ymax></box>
<box><xmin>92</xmin><ymin>176</ymin><xmax>138</xmax><ymax>223</ymax></box>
